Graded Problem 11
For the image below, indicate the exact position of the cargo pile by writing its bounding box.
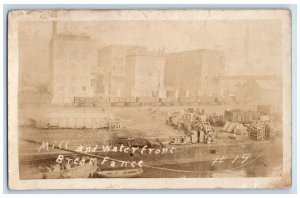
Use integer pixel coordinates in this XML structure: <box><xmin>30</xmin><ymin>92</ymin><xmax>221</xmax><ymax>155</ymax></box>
<box><xmin>166</xmin><ymin>107</ymin><xmax>215</xmax><ymax>144</ymax></box>
<box><xmin>127</xmin><ymin>137</ymin><xmax>165</xmax><ymax>148</ymax></box>
<box><xmin>224</xmin><ymin>109</ymin><xmax>260</xmax><ymax>124</ymax></box>
<box><xmin>166</xmin><ymin>107</ymin><xmax>208</xmax><ymax>131</ymax></box>
<box><xmin>248</xmin><ymin>121</ymin><xmax>272</xmax><ymax>141</ymax></box>
<box><xmin>166</xmin><ymin>111</ymin><xmax>183</xmax><ymax>128</ymax></box>
<box><xmin>222</xmin><ymin>122</ymin><xmax>248</xmax><ymax>135</ymax></box>
<box><xmin>170</xmin><ymin>136</ymin><xmax>190</xmax><ymax>145</ymax></box>
<box><xmin>182</xmin><ymin>108</ymin><xmax>215</xmax><ymax>144</ymax></box>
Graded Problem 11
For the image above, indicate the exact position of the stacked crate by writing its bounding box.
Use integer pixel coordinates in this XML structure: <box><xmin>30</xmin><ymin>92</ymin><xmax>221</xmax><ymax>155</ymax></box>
<box><xmin>224</xmin><ymin>109</ymin><xmax>260</xmax><ymax>124</ymax></box>
<box><xmin>248</xmin><ymin>121</ymin><xmax>271</xmax><ymax>141</ymax></box>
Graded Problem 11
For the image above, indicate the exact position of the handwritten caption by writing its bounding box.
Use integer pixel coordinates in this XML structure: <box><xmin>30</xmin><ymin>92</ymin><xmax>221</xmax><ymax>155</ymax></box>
<box><xmin>38</xmin><ymin>141</ymin><xmax>176</xmax><ymax>168</ymax></box>
<box><xmin>211</xmin><ymin>153</ymin><xmax>252</xmax><ymax>166</ymax></box>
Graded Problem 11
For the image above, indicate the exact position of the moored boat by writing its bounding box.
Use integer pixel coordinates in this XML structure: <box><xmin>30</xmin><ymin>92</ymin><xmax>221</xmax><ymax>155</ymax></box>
<box><xmin>42</xmin><ymin>163</ymin><xmax>98</xmax><ymax>179</ymax></box>
<box><xmin>96</xmin><ymin>168</ymin><xmax>143</xmax><ymax>178</ymax></box>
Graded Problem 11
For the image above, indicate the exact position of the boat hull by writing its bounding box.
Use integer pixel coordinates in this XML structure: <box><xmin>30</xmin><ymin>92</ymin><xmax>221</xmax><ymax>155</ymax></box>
<box><xmin>96</xmin><ymin>168</ymin><xmax>143</xmax><ymax>178</ymax></box>
<box><xmin>99</xmin><ymin>140</ymin><xmax>273</xmax><ymax>167</ymax></box>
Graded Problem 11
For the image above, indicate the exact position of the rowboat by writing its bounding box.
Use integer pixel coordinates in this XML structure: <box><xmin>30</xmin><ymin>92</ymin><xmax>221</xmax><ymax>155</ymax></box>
<box><xmin>42</xmin><ymin>163</ymin><xmax>98</xmax><ymax>179</ymax></box>
<box><xmin>96</xmin><ymin>168</ymin><xmax>143</xmax><ymax>178</ymax></box>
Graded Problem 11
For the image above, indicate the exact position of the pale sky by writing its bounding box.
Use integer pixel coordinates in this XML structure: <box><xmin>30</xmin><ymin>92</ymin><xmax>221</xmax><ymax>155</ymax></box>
<box><xmin>18</xmin><ymin>20</ymin><xmax>282</xmax><ymax>86</ymax></box>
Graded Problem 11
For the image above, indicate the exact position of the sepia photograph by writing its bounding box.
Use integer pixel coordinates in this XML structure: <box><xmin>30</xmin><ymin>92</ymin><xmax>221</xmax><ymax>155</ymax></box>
<box><xmin>7</xmin><ymin>9</ymin><xmax>292</xmax><ymax>189</ymax></box>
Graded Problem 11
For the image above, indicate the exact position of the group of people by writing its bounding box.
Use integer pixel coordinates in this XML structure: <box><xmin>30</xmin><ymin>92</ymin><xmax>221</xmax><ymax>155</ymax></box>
<box><xmin>207</xmin><ymin>113</ymin><xmax>226</xmax><ymax>127</ymax></box>
<box><xmin>182</xmin><ymin>108</ymin><xmax>215</xmax><ymax>144</ymax></box>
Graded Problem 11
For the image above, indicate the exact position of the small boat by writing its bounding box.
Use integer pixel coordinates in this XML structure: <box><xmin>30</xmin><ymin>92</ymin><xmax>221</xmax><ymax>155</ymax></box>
<box><xmin>42</xmin><ymin>163</ymin><xmax>98</xmax><ymax>179</ymax></box>
<box><xmin>96</xmin><ymin>168</ymin><xmax>143</xmax><ymax>178</ymax></box>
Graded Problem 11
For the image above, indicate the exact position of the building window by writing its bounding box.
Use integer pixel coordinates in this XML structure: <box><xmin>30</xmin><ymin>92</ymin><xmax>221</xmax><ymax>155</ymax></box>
<box><xmin>82</xmin><ymin>86</ymin><xmax>86</xmax><ymax>91</ymax></box>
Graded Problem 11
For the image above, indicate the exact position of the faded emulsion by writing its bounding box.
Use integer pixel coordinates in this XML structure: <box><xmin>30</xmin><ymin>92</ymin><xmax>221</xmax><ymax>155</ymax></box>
<box><xmin>8</xmin><ymin>10</ymin><xmax>291</xmax><ymax>189</ymax></box>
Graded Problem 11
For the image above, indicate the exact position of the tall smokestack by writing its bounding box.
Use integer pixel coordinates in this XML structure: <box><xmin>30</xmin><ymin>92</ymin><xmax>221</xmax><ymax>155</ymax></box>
<box><xmin>52</xmin><ymin>21</ymin><xmax>57</xmax><ymax>37</ymax></box>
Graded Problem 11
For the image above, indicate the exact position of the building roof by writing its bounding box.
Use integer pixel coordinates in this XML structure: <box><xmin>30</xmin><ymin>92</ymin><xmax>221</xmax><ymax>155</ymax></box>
<box><xmin>255</xmin><ymin>80</ymin><xmax>280</xmax><ymax>90</ymax></box>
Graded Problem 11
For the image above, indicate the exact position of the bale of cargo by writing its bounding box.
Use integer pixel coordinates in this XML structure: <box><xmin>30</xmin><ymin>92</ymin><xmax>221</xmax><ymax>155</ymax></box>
<box><xmin>226</xmin><ymin>122</ymin><xmax>237</xmax><ymax>133</ymax></box>
<box><xmin>222</xmin><ymin>122</ymin><xmax>231</xmax><ymax>132</ymax></box>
